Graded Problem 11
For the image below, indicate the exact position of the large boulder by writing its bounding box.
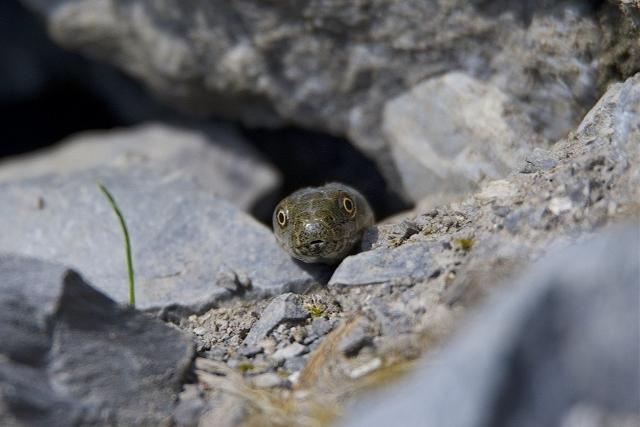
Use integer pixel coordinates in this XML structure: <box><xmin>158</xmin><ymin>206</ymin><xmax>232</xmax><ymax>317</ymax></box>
<box><xmin>329</xmin><ymin>72</ymin><xmax>640</xmax><ymax>291</ymax></box>
<box><xmin>341</xmin><ymin>226</ymin><xmax>640</xmax><ymax>427</ymax></box>
<box><xmin>0</xmin><ymin>122</ymin><xmax>280</xmax><ymax>212</ymax></box>
<box><xmin>382</xmin><ymin>72</ymin><xmax>539</xmax><ymax>201</ymax></box>
<box><xmin>0</xmin><ymin>254</ymin><xmax>194</xmax><ymax>426</ymax></box>
<box><xmin>21</xmin><ymin>0</ymin><xmax>635</xmax><ymax>200</ymax></box>
<box><xmin>0</xmin><ymin>168</ymin><xmax>322</xmax><ymax>312</ymax></box>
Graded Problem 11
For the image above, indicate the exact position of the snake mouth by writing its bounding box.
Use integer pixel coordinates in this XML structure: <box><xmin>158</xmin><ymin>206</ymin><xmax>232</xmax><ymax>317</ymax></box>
<box><xmin>300</xmin><ymin>240</ymin><xmax>327</xmax><ymax>254</ymax></box>
<box><xmin>295</xmin><ymin>238</ymin><xmax>334</xmax><ymax>257</ymax></box>
<box><xmin>291</xmin><ymin>236</ymin><xmax>350</xmax><ymax>263</ymax></box>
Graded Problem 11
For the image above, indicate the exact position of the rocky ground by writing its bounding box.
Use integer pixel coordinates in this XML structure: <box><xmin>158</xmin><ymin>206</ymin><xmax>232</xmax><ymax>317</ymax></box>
<box><xmin>1</xmin><ymin>1</ymin><xmax>639</xmax><ymax>426</ymax></box>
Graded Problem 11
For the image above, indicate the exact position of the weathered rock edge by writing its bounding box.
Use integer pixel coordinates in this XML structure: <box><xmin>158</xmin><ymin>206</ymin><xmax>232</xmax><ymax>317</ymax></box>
<box><xmin>0</xmin><ymin>254</ymin><xmax>195</xmax><ymax>426</ymax></box>
<box><xmin>341</xmin><ymin>225</ymin><xmax>640</xmax><ymax>427</ymax></box>
<box><xmin>23</xmin><ymin>0</ymin><xmax>636</xmax><ymax>199</ymax></box>
<box><xmin>0</xmin><ymin>167</ymin><xmax>325</xmax><ymax>312</ymax></box>
<box><xmin>330</xmin><ymin>72</ymin><xmax>640</xmax><ymax>289</ymax></box>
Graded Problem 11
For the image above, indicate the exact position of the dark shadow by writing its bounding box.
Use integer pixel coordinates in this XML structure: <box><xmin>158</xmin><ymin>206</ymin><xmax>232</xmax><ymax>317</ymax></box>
<box><xmin>291</xmin><ymin>258</ymin><xmax>335</xmax><ymax>285</ymax></box>
<box><xmin>242</xmin><ymin>126</ymin><xmax>412</xmax><ymax>224</ymax></box>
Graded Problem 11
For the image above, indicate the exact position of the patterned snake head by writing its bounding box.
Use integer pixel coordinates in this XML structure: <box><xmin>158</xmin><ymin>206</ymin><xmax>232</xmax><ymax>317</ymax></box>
<box><xmin>273</xmin><ymin>183</ymin><xmax>374</xmax><ymax>264</ymax></box>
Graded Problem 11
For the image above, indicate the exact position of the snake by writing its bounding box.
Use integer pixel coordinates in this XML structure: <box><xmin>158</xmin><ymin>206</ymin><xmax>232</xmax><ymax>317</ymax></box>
<box><xmin>272</xmin><ymin>183</ymin><xmax>374</xmax><ymax>264</ymax></box>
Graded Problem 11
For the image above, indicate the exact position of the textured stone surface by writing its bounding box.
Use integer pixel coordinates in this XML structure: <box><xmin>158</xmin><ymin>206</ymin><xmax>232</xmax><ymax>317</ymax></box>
<box><xmin>329</xmin><ymin>242</ymin><xmax>438</xmax><ymax>287</ymax></box>
<box><xmin>243</xmin><ymin>293</ymin><xmax>309</xmax><ymax>348</ymax></box>
<box><xmin>5</xmin><ymin>4</ymin><xmax>639</xmax><ymax>424</ymax></box>
<box><xmin>338</xmin><ymin>323</ymin><xmax>374</xmax><ymax>357</ymax></box>
<box><xmin>0</xmin><ymin>168</ymin><xmax>320</xmax><ymax>311</ymax></box>
<box><xmin>22</xmin><ymin>0</ymin><xmax>633</xmax><ymax>199</ymax></box>
<box><xmin>0</xmin><ymin>254</ymin><xmax>194</xmax><ymax>426</ymax></box>
<box><xmin>614</xmin><ymin>1</ymin><xmax>640</xmax><ymax>28</ymax></box>
<box><xmin>272</xmin><ymin>342</ymin><xmax>306</xmax><ymax>361</ymax></box>
<box><xmin>341</xmin><ymin>227</ymin><xmax>640</xmax><ymax>427</ymax></box>
<box><xmin>0</xmin><ymin>122</ymin><xmax>279</xmax><ymax>211</ymax></box>
<box><xmin>251</xmin><ymin>372</ymin><xmax>288</xmax><ymax>389</ymax></box>
<box><xmin>177</xmin><ymin>64</ymin><xmax>640</xmax><ymax>422</ymax></box>
<box><xmin>383</xmin><ymin>72</ymin><xmax>539</xmax><ymax>201</ymax></box>
<box><xmin>331</xmin><ymin>73</ymin><xmax>640</xmax><ymax>290</ymax></box>
<box><xmin>519</xmin><ymin>148</ymin><xmax>558</xmax><ymax>174</ymax></box>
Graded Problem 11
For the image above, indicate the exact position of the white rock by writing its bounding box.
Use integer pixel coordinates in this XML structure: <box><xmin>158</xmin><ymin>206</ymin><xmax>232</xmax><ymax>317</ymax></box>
<box><xmin>349</xmin><ymin>358</ymin><xmax>382</xmax><ymax>379</ymax></box>
<box><xmin>383</xmin><ymin>72</ymin><xmax>538</xmax><ymax>202</ymax></box>
<box><xmin>251</xmin><ymin>373</ymin><xmax>286</xmax><ymax>389</ymax></box>
<box><xmin>549</xmin><ymin>197</ymin><xmax>573</xmax><ymax>215</ymax></box>
<box><xmin>272</xmin><ymin>343</ymin><xmax>307</xmax><ymax>361</ymax></box>
<box><xmin>476</xmin><ymin>180</ymin><xmax>518</xmax><ymax>201</ymax></box>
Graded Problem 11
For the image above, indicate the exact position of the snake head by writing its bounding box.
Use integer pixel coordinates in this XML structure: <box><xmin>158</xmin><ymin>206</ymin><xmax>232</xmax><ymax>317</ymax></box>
<box><xmin>272</xmin><ymin>183</ymin><xmax>374</xmax><ymax>264</ymax></box>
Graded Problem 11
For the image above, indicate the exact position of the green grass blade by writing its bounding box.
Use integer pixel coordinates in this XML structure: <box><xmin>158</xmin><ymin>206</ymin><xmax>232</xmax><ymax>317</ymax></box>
<box><xmin>98</xmin><ymin>182</ymin><xmax>136</xmax><ymax>308</ymax></box>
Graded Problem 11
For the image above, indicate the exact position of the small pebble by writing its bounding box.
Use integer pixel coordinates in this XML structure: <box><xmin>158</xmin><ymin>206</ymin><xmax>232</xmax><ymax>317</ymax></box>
<box><xmin>339</xmin><ymin>325</ymin><xmax>373</xmax><ymax>357</ymax></box>
<box><xmin>284</xmin><ymin>356</ymin><xmax>307</xmax><ymax>373</ymax></box>
<box><xmin>272</xmin><ymin>343</ymin><xmax>307</xmax><ymax>361</ymax></box>
<box><xmin>239</xmin><ymin>345</ymin><xmax>262</xmax><ymax>358</ymax></box>
<box><xmin>310</xmin><ymin>317</ymin><xmax>334</xmax><ymax>338</ymax></box>
<box><xmin>349</xmin><ymin>358</ymin><xmax>382</xmax><ymax>379</ymax></box>
<box><xmin>251</xmin><ymin>372</ymin><xmax>289</xmax><ymax>389</ymax></box>
<box><xmin>549</xmin><ymin>197</ymin><xmax>572</xmax><ymax>215</ymax></box>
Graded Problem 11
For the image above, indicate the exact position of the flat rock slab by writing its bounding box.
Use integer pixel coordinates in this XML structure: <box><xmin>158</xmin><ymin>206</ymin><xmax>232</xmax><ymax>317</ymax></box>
<box><xmin>0</xmin><ymin>168</ymin><xmax>321</xmax><ymax>311</ymax></box>
<box><xmin>0</xmin><ymin>122</ymin><xmax>279</xmax><ymax>212</ymax></box>
<box><xmin>341</xmin><ymin>226</ymin><xmax>640</xmax><ymax>427</ymax></box>
<box><xmin>0</xmin><ymin>254</ymin><xmax>194</xmax><ymax>426</ymax></box>
<box><xmin>329</xmin><ymin>242</ymin><xmax>437</xmax><ymax>287</ymax></box>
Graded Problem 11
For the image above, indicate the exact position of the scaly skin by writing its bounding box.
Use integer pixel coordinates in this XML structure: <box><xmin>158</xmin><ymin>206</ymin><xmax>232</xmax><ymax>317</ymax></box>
<box><xmin>273</xmin><ymin>183</ymin><xmax>374</xmax><ymax>264</ymax></box>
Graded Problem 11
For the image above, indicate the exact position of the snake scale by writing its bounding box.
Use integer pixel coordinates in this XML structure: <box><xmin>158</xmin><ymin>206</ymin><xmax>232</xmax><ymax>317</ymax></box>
<box><xmin>273</xmin><ymin>183</ymin><xmax>374</xmax><ymax>264</ymax></box>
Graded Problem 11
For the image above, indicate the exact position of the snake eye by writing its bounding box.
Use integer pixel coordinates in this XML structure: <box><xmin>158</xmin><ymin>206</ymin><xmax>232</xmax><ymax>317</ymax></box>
<box><xmin>276</xmin><ymin>209</ymin><xmax>287</xmax><ymax>227</ymax></box>
<box><xmin>342</xmin><ymin>197</ymin><xmax>355</xmax><ymax>216</ymax></box>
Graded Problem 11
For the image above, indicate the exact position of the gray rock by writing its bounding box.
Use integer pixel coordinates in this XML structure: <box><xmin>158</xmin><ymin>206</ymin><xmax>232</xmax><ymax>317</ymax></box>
<box><xmin>344</xmin><ymin>72</ymin><xmax>640</xmax><ymax>295</ymax></box>
<box><xmin>0</xmin><ymin>122</ymin><xmax>279</xmax><ymax>212</ymax></box>
<box><xmin>489</xmin><ymin>8</ymin><xmax>603</xmax><ymax>143</ymax></box>
<box><xmin>243</xmin><ymin>293</ymin><xmax>310</xmax><ymax>348</ymax></box>
<box><xmin>272</xmin><ymin>343</ymin><xmax>307</xmax><ymax>361</ymax></box>
<box><xmin>173</xmin><ymin>385</ymin><xmax>206</xmax><ymax>427</ymax></box>
<box><xmin>383</xmin><ymin>72</ymin><xmax>538</xmax><ymax>201</ymax></box>
<box><xmin>520</xmin><ymin>148</ymin><xmax>558</xmax><ymax>173</ymax></box>
<box><xmin>283</xmin><ymin>356</ymin><xmax>307</xmax><ymax>373</ymax></box>
<box><xmin>0</xmin><ymin>254</ymin><xmax>194</xmax><ymax>426</ymax></box>
<box><xmin>215</xmin><ymin>263</ymin><xmax>252</xmax><ymax>293</ymax></box>
<box><xmin>559</xmin><ymin>403</ymin><xmax>640</xmax><ymax>427</ymax></box>
<box><xmin>0</xmin><ymin>168</ymin><xmax>319</xmax><ymax>311</ymax></box>
<box><xmin>339</xmin><ymin>324</ymin><xmax>374</xmax><ymax>357</ymax></box>
<box><xmin>251</xmin><ymin>372</ymin><xmax>289</xmax><ymax>389</ymax></box>
<box><xmin>310</xmin><ymin>317</ymin><xmax>334</xmax><ymax>339</ymax></box>
<box><xmin>239</xmin><ymin>345</ymin><xmax>262</xmax><ymax>358</ymax></box>
<box><xmin>368</xmin><ymin>298</ymin><xmax>414</xmax><ymax>336</ymax></box>
<box><xmin>329</xmin><ymin>242</ymin><xmax>437</xmax><ymax>287</ymax></box>
<box><xmin>341</xmin><ymin>226</ymin><xmax>640</xmax><ymax>427</ymax></box>
<box><xmin>23</xmin><ymin>0</ymin><xmax>630</xmax><ymax>199</ymax></box>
